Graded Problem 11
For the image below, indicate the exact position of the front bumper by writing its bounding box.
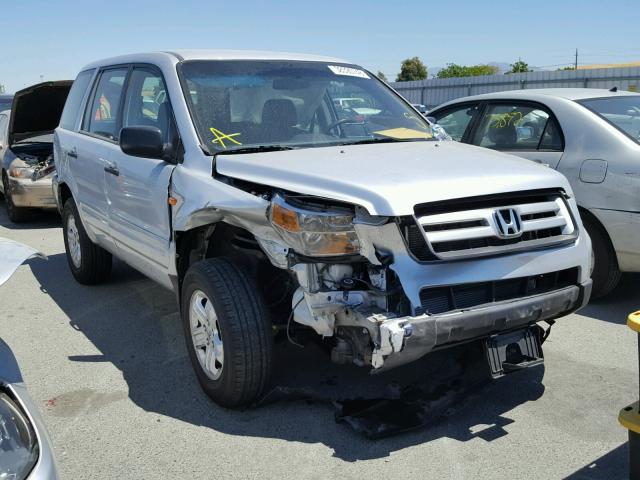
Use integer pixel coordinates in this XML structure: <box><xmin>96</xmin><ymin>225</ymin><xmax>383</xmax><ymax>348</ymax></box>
<box><xmin>374</xmin><ymin>280</ymin><xmax>592</xmax><ymax>371</ymax></box>
<box><xmin>7</xmin><ymin>176</ymin><xmax>56</xmax><ymax>209</ymax></box>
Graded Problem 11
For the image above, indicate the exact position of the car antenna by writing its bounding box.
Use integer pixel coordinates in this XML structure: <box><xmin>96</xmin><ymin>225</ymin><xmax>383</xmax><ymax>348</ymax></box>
<box><xmin>609</xmin><ymin>86</ymin><xmax>618</xmax><ymax>92</ymax></box>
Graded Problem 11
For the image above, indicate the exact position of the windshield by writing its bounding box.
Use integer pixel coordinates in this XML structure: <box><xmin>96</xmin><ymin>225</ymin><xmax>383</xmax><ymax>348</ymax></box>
<box><xmin>178</xmin><ymin>60</ymin><xmax>434</xmax><ymax>153</ymax></box>
<box><xmin>579</xmin><ymin>95</ymin><xmax>640</xmax><ymax>143</ymax></box>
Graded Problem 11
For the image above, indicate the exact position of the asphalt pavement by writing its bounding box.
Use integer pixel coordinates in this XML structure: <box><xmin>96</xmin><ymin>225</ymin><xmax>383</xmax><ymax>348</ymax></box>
<box><xmin>0</xmin><ymin>205</ymin><xmax>638</xmax><ymax>479</ymax></box>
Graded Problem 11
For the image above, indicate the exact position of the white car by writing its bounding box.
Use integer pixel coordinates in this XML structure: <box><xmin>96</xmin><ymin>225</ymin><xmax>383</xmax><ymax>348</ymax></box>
<box><xmin>430</xmin><ymin>88</ymin><xmax>640</xmax><ymax>298</ymax></box>
<box><xmin>54</xmin><ymin>51</ymin><xmax>592</xmax><ymax>408</ymax></box>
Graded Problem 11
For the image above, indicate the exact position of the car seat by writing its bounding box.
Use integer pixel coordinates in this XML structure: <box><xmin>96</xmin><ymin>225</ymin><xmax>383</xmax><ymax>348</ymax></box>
<box><xmin>261</xmin><ymin>99</ymin><xmax>298</xmax><ymax>143</ymax></box>
<box><xmin>488</xmin><ymin>122</ymin><xmax>517</xmax><ymax>148</ymax></box>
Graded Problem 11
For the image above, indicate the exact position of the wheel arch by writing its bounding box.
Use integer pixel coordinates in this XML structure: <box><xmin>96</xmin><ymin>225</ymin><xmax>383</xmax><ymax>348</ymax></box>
<box><xmin>58</xmin><ymin>181</ymin><xmax>73</xmax><ymax>209</ymax></box>
<box><xmin>174</xmin><ymin>221</ymin><xmax>264</xmax><ymax>287</ymax></box>
<box><xmin>578</xmin><ymin>205</ymin><xmax>617</xmax><ymax>254</ymax></box>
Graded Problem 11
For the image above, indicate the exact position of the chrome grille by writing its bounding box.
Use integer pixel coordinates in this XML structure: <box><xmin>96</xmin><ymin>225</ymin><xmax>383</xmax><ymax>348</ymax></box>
<box><xmin>409</xmin><ymin>190</ymin><xmax>577</xmax><ymax>260</ymax></box>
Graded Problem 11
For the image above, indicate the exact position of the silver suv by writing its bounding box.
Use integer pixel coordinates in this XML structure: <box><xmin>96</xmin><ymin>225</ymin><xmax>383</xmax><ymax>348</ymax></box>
<box><xmin>54</xmin><ymin>51</ymin><xmax>592</xmax><ymax>408</ymax></box>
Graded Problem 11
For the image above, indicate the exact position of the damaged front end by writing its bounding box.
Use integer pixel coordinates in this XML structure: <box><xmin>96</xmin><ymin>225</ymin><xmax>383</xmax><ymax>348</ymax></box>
<box><xmin>243</xmin><ymin>189</ymin><xmax>591</xmax><ymax>373</ymax></box>
<box><xmin>175</xmin><ymin>159</ymin><xmax>592</xmax><ymax>375</ymax></box>
<box><xmin>258</xmin><ymin>192</ymin><xmax>417</xmax><ymax>369</ymax></box>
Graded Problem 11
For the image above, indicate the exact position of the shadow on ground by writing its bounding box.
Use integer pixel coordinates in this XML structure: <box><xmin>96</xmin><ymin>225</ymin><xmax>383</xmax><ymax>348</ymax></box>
<box><xmin>565</xmin><ymin>442</ymin><xmax>629</xmax><ymax>479</ymax></box>
<box><xmin>27</xmin><ymin>252</ymin><xmax>553</xmax><ymax>460</ymax></box>
<box><xmin>579</xmin><ymin>273</ymin><xmax>640</xmax><ymax>325</ymax></box>
<box><xmin>0</xmin><ymin>198</ymin><xmax>60</xmax><ymax>230</ymax></box>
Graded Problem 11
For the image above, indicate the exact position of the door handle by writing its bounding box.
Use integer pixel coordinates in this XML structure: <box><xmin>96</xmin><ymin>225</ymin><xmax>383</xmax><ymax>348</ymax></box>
<box><xmin>67</xmin><ymin>148</ymin><xmax>78</xmax><ymax>158</ymax></box>
<box><xmin>104</xmin><ymin>161</ymin><xmax>120</xmax><ymax>176</ymax></box>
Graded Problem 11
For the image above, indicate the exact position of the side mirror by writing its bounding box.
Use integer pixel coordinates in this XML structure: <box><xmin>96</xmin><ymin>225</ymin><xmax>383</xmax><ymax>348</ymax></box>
<box><xmin>426</xmin><ymin>116</ymin><xmax>437</xmax><ymax>124</ymax></box>
<box><xmin>120</xmin><ymin>126</ymin><xmax>164</xmax><ymax>159</ymax></box>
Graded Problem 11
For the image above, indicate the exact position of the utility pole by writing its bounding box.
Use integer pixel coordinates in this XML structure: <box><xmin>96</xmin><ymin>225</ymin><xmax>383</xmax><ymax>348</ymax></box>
<box><xmin>575</xmin><ymin>48</ymin><xmax>578</xmax><ymax>70</ymax></box>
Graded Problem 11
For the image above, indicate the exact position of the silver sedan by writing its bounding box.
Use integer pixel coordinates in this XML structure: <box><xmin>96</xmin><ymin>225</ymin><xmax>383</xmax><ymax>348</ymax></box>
<box><xmin>429</xmin><ymin>88</ymin><xmax>640</xmax><ymax>298</ymax></box>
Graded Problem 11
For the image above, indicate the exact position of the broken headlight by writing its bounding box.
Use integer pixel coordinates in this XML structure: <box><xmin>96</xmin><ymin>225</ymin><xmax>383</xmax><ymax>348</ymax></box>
<box><xmin>269</xmin><ymin>194</ymin><xmax>360</xmax><ymax>256</ymax></box>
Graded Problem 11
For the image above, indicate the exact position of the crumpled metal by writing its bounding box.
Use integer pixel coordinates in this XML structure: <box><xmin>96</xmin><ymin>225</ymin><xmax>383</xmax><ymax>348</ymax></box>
<box><xmin>0</xmin><ymin>238</ymin><xmax>46</xmax><ymax>286</ymax></box>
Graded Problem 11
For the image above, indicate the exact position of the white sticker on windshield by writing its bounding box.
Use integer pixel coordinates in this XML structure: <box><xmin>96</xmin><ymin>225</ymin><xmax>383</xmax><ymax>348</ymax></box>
<box><xmin>328</xmin><ymin>65</ymin><xmax>370</xmax><ymax>79</ymax></box>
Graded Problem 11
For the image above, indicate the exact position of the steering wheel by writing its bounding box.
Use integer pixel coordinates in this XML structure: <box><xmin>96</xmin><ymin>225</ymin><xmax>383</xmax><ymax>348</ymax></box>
<box><xmin>326</xmin><ymin>108</ymin><xmax>364</xmax><ymax>133</ymax></box>
<box><xmin>327</xmin><ymin>118</ymin><xmax>356</xmax><ymax>132</ymax></box>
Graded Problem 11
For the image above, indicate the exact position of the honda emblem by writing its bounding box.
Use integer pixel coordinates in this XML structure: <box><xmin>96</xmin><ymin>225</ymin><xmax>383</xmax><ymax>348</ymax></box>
<box><xmin>494</xmin><ymin>208</ymin><xmax>522</xmax><ymax>238</ymax></box>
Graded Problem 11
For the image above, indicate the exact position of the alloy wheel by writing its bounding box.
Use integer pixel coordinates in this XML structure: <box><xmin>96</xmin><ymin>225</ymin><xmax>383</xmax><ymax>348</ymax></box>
<box><xmin>189</xmin><ymin>290</ymin><xmax>224</xmax><ymax>380</ymax></box>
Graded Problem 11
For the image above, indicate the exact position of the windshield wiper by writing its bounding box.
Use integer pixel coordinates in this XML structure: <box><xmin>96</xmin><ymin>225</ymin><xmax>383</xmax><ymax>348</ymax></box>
<box><xmin>340</xmin><ymin>137</ymin><xmax>429</xmax><ymax>146</ymax></box>
<box><xmin>217</xmin><ymin>145</ymin><xmax>297</xmax><ymax>155</ymax></box>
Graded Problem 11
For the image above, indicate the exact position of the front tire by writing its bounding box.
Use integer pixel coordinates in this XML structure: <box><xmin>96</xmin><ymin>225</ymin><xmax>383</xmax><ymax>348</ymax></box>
<box><xmin>181</xmin><ymin>258</ymin><xmax>273</xmax><ymax>408</ymax></box>
<box><xmin>2</xmin><ymin>173</ymin><xmax>29</xmax><ymax>223</ymax></box>
<box><xmin>62</xmin><ymin>198</ymin><xmax>112</xmax><ymax>284</ymax></box>
<box><xmin>584</xmin><ymin>216</ymin><xmax>621</xmax><ymax>299</ymax></box>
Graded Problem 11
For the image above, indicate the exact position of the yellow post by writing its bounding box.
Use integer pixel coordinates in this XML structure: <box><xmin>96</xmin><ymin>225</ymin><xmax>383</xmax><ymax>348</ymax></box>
<box><xmin>619</xmin><ymin>311</ymin><xmax>640</xmax><ymax>479</ymax></box>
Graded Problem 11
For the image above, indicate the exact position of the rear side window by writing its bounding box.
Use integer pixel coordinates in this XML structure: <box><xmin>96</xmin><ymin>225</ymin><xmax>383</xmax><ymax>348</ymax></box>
<box><xmin>83</xmin><ymin>68</ymin><xmax>128</xmax><ymax>140</ymax></box>
<box><xmin>59</xmin><ymin>69</ymin><xmax>94</xmax><ymax>130</ymax></box>
<box><xmin>472</xmin><ymin>103</ymin><xmax>563</xmax><ymax>151</ymax></box>
<box><xmin>579</xmin><ymin>96</ymin><xmax>640</xmax><ymax>143</ymax></box>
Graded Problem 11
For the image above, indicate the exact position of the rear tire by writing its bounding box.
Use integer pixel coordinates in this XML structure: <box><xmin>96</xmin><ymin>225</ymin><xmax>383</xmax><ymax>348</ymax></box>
<box><xmin>584</xmin><ymin>216</ymin><xmax>621</xmax><ymax>299</ymax></box>
<box><xmin>62</xmin><ymin>198</ymin><xmax>112</xmax><ymax>284</ymax></box>
<box><xmin>2</xmin><ymin>173</ymin><xmax>30</xmax><ymax>223</ymax></box>
<box><xmin>181</xmin><ymin>257</ymin><xmax>273</xmax><ymax>408</ymax></box>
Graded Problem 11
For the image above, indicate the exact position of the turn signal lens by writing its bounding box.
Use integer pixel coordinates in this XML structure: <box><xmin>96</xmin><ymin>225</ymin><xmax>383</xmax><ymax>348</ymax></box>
<box><xmin>271</xmin><ymin>203</ymin><xmax>301</xmax><ymax>232</ymax></box>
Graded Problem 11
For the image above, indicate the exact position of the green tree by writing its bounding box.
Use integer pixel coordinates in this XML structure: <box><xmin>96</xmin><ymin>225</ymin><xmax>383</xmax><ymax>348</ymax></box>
<box><xmin>377</xmin><ymin>71</ymin><xmax>388</xmax><ymax>82</ymax></box>
<box><xmin>557</xmin><ymin>65</ymin><xmax>576</xmax><ymax>71</ymax></box>
<box><xmin>509</xmin><ymin>60</ymin><xmax>531</xmax><ymax>73</ymax></box>
<box><xmin>396</xmin><ymin>57</ymin><xmax>428</xmax><ymax>82</ymax></box>
<box><xmin>436</xmin><ymin>63</ymin><xmax>499</xmax><ymax>79</ymax></box>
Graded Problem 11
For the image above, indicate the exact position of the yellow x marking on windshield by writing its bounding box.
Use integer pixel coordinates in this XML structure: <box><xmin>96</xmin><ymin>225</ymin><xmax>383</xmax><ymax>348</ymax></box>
<box><xmin>210</xmin><ymin>127</ymin><xmax>242</xmax><ymax>148</ymax></box>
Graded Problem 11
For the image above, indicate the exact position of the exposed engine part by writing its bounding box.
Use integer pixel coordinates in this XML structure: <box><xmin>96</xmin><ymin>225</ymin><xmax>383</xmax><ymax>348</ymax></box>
<box><xmin>292</xmin><ymin>263</ymin><xmax>323</xmax><ymax>293</ymax></box>
<box><xmin>322</xmin><ymin>264</ymin><xmax>353</xmax><ymax>289</ymax></box>
<box><xmin>291</xmin><ymin>288</ymin><xmax>370</xmax><ymax>337</ymax></box>
<box><xmin>331</xmin><ymin>326</ymin><xmax>372</xmax><ymax>366</ymax></box>
<box><xmin>341</xmin><ymin>278</ymin><xmax>356</xmax><ymax>290</ymax></box>
<box><xmin>331</xmin><ymin>337</ymin><xmax>353</xmax><ymax>364</ymax></box>
<box><xmin>367</xmin><ymin>267</ymin><xmax>387</xmax><ymax>291</ymax></box>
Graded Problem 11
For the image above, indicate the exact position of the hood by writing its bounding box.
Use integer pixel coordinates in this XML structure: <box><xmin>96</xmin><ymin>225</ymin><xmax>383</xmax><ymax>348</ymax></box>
<box><xmin>9</xmin><ymin>81</ymin><xmax>72</xmax><ymax>145</ymax></box>
<box><xmin>215</xmin><ymin>141</ymin><xmax>572</xmax><ymax>216</ymax></box>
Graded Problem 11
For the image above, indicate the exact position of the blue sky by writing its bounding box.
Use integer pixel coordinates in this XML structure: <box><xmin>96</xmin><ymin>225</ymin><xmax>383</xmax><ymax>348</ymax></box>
<box><xmin>1</xmin><ymin>0</ymin><xmax>639</xmax><ymax>93</ymax></box>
